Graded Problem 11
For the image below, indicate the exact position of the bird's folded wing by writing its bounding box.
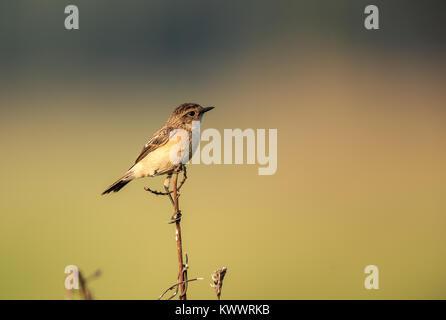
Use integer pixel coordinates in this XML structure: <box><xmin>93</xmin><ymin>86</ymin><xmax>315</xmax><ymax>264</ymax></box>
<box><xmin>134</xmin><ymin>126</ymin><xmax>173</xmax><ymax>164</ymax></box>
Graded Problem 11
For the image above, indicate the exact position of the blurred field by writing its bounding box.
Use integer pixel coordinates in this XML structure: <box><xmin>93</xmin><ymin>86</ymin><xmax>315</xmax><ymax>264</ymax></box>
<box><xmin>0</xmin><ymin>1</ymin><xmax>445</xmax><ymax>299</ymax></box>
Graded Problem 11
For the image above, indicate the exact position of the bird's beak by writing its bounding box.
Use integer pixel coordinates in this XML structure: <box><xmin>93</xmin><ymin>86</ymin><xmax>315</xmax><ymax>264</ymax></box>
<box><xmin>200</xmin><ymin>106</ymin><xmax>215</xmax><ymax>114</ymax></box>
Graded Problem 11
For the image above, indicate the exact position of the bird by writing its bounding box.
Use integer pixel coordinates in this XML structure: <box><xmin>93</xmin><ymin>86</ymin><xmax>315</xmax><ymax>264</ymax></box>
<box><xmin>102</xmin><ymin>103</ymin><xmax>214</xmax><ymax>196</ymax></box>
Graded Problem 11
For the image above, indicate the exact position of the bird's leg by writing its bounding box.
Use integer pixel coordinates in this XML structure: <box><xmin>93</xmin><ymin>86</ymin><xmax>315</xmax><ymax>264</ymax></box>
<box><xmin>167</xmin><ymin>167</ymin><xmax>184</xmax><ymax>224</ymax></box>
<box><xmin>164</xmin><ymin>174</ymin><xmax>175</xmax><ymax>207</ymax></box>
<box><xmin>165</xmin><ymin>174</ymin><xmax>181</xmax><ymax>223</ymax></box>
<box><xmin>177</xmin><ymin>165</ymin><xmax>187</xmax><ymax>191</ymax></box>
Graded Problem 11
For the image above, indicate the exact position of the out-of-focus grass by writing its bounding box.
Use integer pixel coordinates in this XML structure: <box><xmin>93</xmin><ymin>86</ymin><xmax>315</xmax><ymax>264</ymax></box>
<box><xmin>0</xmin><ymin>49</ymin><xmax>445</xmax><ymax>299</ymax></box>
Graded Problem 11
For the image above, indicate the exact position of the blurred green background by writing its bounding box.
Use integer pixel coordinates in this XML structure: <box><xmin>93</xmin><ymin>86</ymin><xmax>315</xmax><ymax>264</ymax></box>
<box><xmin>0</xmin><ymin>1</ymin><xmax>445</xmax><ymax>299</ymax></box>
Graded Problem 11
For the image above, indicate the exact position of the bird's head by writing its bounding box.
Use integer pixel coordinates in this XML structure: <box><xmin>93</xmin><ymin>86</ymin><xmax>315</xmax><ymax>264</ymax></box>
<box><xmin>167</xmin><ymin>103</ymin><xmax>214</xmax><ymax>129</ymax></box>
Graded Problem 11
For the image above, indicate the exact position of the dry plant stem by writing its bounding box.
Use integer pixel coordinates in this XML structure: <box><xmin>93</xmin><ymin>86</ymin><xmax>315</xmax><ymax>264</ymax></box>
<box><xmin>211</xmin><ymin>267</ymin><xmax>227</xmax><ymax>300</ymax></box>
<box><xmin>78</xmin><ymin>270</ymin><xmax>93</xmax><ymax>300</ymax></box>
<box><xmin>150</xmin><ymin>167</ymin><xmax>194</xmax><ymax>300</ymax></box>
<box><xmin>77</xmin><ymin>269</ymin><xmax>100</xmax><ymax>300</ymax></box>
<box><xmin>158</xmin><ymin>277</ymin><xmax>202</xmax><ymax>300</ymax></box>
<box><xmin>173</xmin><ymin>171</ymin><xmax>187</xmax><ymax>300</ymax></box>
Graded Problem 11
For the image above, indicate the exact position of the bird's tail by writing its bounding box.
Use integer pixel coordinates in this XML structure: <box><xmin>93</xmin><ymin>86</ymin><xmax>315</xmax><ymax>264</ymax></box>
<box><xmin>102</xmin><ymin>171</ymin><xmax>135</xmax><ymax>195</ymax></box>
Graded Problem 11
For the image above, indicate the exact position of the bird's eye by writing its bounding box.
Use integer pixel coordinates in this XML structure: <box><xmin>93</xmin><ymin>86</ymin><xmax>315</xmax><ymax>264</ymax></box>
<box><xmin>188</xmin><ymin>111</ymin><xmax>196</xmax><ymax>116</ymax></box>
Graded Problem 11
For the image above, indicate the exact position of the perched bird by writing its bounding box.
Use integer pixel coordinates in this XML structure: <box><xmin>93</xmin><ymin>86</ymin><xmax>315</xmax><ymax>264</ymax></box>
<box><xmin>102</xmin><ymin>103</ymin><xmax>214</xmax><ymax>195</ymax></box>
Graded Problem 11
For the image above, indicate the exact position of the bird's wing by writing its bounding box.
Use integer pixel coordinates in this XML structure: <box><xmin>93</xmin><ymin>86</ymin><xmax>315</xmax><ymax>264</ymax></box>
<box><xmin>134</xmin><ymin>126</ymin><xmax>173</xmax><ymax>164</ymax></box>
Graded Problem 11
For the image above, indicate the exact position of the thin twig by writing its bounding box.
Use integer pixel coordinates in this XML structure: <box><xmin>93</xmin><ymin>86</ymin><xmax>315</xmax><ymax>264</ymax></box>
<box><xmin>144</xmin><ymin>187</ymin><xmax>170</xmax><ymax>195</ymax></box>
<box><xmin>172</xmin><ymin>169</ymin><xmax>188</xmax><ymax>300</ymax></box>
<box><xmin>85</xmin><ymin>269</ymin><xmax>102</xmax><ymax>282</ymax></box>
<box><xmin>158</xmin><ymin>277</ymin><xmax>203</xmax><ymax>300</ymax></box>
<box><xmin>78</xmin><ymin>269</ymin><xmax>101</xmax><ymax>300</ymax></box>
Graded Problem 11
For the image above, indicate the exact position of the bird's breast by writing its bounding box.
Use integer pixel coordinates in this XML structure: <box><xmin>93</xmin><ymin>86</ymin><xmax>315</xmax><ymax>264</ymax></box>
<box><xmin>133</xmin><ymin>131</ymin><xmax>195</xmax><ymax>178</ymax></box>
